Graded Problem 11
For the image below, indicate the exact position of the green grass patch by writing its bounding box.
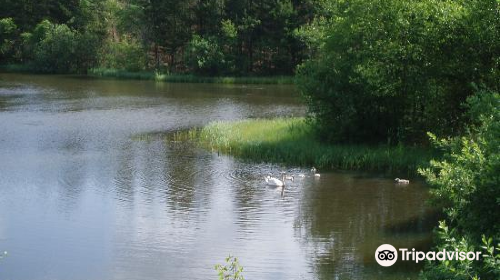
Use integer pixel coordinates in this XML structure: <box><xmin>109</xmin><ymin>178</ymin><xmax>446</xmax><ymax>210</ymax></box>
<box><xmin>196</xmin><ymin>118</ymin><xmax>436</xmax><ymax>176</ymax></box>
<box><xmin>0</xmin><ymin>64</ymin><xmax>35</xmax><ymax>73</ymax></box>
<box><xmin>88</xmin><ymin>68</ymin><xmax>294</xmax><ymax>84</ymax></box>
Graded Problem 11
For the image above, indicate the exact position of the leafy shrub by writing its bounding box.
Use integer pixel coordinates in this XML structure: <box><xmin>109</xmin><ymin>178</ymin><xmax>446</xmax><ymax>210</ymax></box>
<box><xmin>419</xmin><ymin>91</ymin><xmax>499</xmax><ymax>238</ymax></box>
<box><xmin>214</xmin><ymin>255</ymin><xmax>244</xmax><ymax>280</ymax></box>
<box><xmin>32</xmin><ymin>22</ymin><xmax>78</xmax><ymax>73</ymax></box>
<box><xmin>22</xmin><ymin>20</ymin><xmax>99</xmax><ymax>73</ymax></box>
<box><xmin>0</xmin><ymin>18</ymin><xmax>18</xmax><ymax>62</ymax></box>
<box><xmin>185</xmin><ymin>35</ymin><xmax>226</xmax><ymax>75</ymax></box>
<box><xmin>421</xmin><ymin>222</ymin><xmax>500</xmax><ymax>280</ymax></box>
<box><xmin>99</xmin><ymin>38</ymin><xmax>147</xmax><ymax>71</ymax></box>
<box><xmin>419</xmin><ymin>90</ymin><xmax>500</xmax><ymax>279</ymax></box>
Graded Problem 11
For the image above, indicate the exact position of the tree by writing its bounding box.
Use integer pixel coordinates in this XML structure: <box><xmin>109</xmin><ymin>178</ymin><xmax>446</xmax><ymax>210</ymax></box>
<box><xmin>0</xmin><ymin>17</ymin><xmax>18</xmax><ymax>62</ymax></box>
<box><xmin>26</xmin><ymin>20</ymin><xmax>100</xmax><ymax>73</ymax></box>
<box><xmin>32</xmin><ymin>21</ymin><xmax>78</xmax><ymax>73</ymax></box>
<box><xmin>0</xmin><ymin>0</ymin><xmax>80</xmax><ymax>31</ymax></box>
<box><xmin>297</xmin><ymin>0</ymin><xmax>500</xmax><ymax>144</ymax></box>
<box><xmin>185</xmin><ymin>35</ymin><xmax>225</xmax><ymax>75</ymax></box>
<box><xmin>143</xmin><ymin>0</ymin><xmax>194</xmax><ymax>70</ymax></box>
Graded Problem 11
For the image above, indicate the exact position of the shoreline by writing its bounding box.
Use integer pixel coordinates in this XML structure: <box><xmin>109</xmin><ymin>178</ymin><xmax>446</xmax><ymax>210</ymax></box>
<box><xmin>0</xmin><ymin>65</ymin><xmax>295</xmax><ymax>85</ymax></box>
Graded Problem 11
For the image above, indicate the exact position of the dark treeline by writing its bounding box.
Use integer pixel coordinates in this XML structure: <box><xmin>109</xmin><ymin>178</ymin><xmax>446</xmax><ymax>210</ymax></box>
<box><xmin>0</xmin><ymin>0</ymin><xmax>326</xmax><ymax>75</ymax></box>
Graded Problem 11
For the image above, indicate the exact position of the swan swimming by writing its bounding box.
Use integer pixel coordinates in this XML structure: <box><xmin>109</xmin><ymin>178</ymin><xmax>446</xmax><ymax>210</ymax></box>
<box><xmin>395</xmin><ymin>178</ymin><xmax>410</xmax><ymax>184</ymax></box>
<box><xmin>265</xmin><ymin>174</ymin><xmax>285</xmax><ymax>187</ymax></box>
<box><xmin>311</xmin><ymin>167</ymin><xmax>320</xmax><ymax>178</ymax></box>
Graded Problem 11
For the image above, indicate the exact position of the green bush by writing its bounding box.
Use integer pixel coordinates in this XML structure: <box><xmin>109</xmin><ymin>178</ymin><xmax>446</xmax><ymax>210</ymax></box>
<box><xmin>421</xmin><ymin>222</ymin><xmax>500</xmax><ymax>280</ymax></box>
<box><xmin>297</xmin><ymin>0</ymin><xmax>500</xmax><ymax>144</ymax></box>
<box><xmin>0</xmin><ymin>18</ymin><xmax>18</xmax><ymax>62</ymax></box>
<box><xmin>419</xmin><ymin>90</ymin><xmax>500</xmax><ymax>279</ymax></box>
<box><xmin>32</xmin><ymin>22</ymin><xmax>78</xmax><ymax>73</ymax></box>
<box><xmin>21</xmin><ymin>20</ymin><xmax>99</xmax><ymax>73</ymax></box>
<box><xmin>215</xmin><ymin>255</ymin><xmax>244</xmax><ymax>280</ymax></box>
<box><xmin>419</xmin><ymin>91</ymin><xmax>499</xmax><ymax>238</ymax></box>
<box><xmin>185</xmin><ymin>35</ymin><xmax>226</xmax><ymax>75</ymax></box>
<box><xmin>99</xmin><ymin>38</ymin><xmax>147</xmax><ymax>72</ymax></box>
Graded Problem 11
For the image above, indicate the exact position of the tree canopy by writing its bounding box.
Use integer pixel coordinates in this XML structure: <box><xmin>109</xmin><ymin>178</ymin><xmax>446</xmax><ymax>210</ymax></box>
<box><xmin>0</xmin><ymin>0</ymin><xmax>325</xmax><ymax>74</ymax></box>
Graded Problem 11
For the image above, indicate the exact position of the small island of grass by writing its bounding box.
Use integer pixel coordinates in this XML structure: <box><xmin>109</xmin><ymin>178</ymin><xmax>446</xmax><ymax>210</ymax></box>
<box><xmin>196</xmin><ymin>118</ymin><xmax>435</xmax><ymax>176</ymax></box>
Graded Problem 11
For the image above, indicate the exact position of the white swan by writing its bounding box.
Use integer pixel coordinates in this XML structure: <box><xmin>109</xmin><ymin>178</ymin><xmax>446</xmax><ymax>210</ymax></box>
<box><xmin>284</xmin><ymin>175</ymin><xmax>294</xmax><ymax>181</ymax></box>
<box><xmin>265</xmin><ymin>175</ymin><xmax>285</xmax><ymax>187</ymax></box>
<box><xmin>298</xmin><ymin>174</ymin><xmax>306</xmax><ymax>178</ymax></box>
<box><xmin>311</xmin><ymin>167</ymin><xmax>320</xmax><ymax>178</ymax></box>
<box><xmin>395</xmin><ymin>178</ymin><xmax>410</xmax><ymax>184</ymax></box>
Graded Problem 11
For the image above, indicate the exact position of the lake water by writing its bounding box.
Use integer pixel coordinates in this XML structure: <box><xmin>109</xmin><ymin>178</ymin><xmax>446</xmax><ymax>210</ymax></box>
<box><xmin>0</xmin><ymin>73</ymin><xmax>434</xmax><ymax>280</ymax></box>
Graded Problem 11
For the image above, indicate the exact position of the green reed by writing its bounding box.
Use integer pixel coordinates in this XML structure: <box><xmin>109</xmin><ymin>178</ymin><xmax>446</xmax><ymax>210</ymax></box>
<box><xmin>196</xmin><ymin>118</ymin><xmax>436</xmax><ymax>176</ymax></box>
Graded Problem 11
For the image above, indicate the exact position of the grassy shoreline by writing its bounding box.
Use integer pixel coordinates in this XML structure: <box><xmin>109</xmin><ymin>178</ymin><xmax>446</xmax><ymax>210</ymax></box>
<box><xmin>194</xmin><ymin>118</ymin><xmax>436</xmax><ymax>177</ymax></box>
<box><xmin>0</xmin><ymin>64</ymin><xmax>35</xmax><ymax>73</ymax></box>
<box><xmin>88</xmin><ymin>68</ymin><xmax>294</xmax><ymax>84</ymax></box>
<box><xmin>0</xmin><ymin>65</ymin><xmax>295</xmax><ymax>85</ymax></box>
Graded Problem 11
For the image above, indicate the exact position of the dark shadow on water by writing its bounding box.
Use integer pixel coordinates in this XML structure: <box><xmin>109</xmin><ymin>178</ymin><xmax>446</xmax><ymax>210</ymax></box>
<box><xmin>383</xmin><ymin>209</ymin><xmax>443</xmax><ymax>234</ymax></box>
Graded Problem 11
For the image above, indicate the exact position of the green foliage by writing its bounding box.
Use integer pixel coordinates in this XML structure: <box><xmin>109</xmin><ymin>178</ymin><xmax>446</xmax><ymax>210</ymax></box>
<box><xmin>298</xmin><ymin>0</ymin><xmax>500</xmax><ymax>144</ymax></box>
<box><xmin>419</xmin><ymin>91</ymin><xmax>499</xmax><ymax>238</ymax></box>
<box><xmin>0</xmin><ymin>18</ymin><xmax>18</xmax><ymax>62</ymax></box>
<box><xmin>197</xmin><ymin>118</ymin><xmax>434</xmax><ymax>175</ymax></box>
<box><xmin>421</xmin><ymin>221</ymin><xmax>500</xmax><ymax>280</ymax></box>
<box><xmin>482</xmin><ymin>235</ymin><xmax>500</xmax><ymax>277</ymax></box>
<box><xmin>419</xmin><ymin>90</ymin><xmax>500</xmax><ymax>280</ymax></box>
<box><xmin>32</xmin><ymin>22</ymin><xmax>78</xmax><ymax>73</ymax></box>
<box><xmin>214</xmin><ymin>255</ymin><xmax>244</xmax><ymax>280</ymax></box>
<box><xmin>0</xmin><ymin>64</ymin><xmax>32</xmax><ymax>72</ymax></box>
<box><xmin>0</xmin><ymin>0</ymin><xmax>80</xmax><ymax>31</ymax></box>
<box><xmin>1</xmin><ymin>0</ymin><xmax>325</xmax><ymax>75</ymax></box>
<box><xmin>143</xmin><ymin>0</ymin><xmax>193</xmax><ymax>69</ymax></box>
<box><xmin>221</xmin><ymin>19</ymin><xmax>237</xmax><ymax>40</ymax></box>
<box><xmin>20</xmin><ymin>20</ymin><xmax>100</xmax><ymax>73</ymax></box>
<box><xmin>185</xmin><ymin>35</ymin><xmax>226</xmax><ymax>75</ymax></box>
<box><xmin>99</xmin><ymin>39</ymin><xmax>146</xmax><ymax>71</ymax></box>
<box><xmin>423</xmin><ymin>221</ymin><xmax>482</xmax><ymax>280</ymax></box>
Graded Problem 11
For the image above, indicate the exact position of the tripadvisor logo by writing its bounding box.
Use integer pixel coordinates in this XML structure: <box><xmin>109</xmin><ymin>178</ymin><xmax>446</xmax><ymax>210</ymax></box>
<box><xmin>375</xmin><ymin>244</ymin><xmax>482</xmax><ymax>267</ymax></box>
<box><xmin>375</xmin><ymin>244</ymin><xmax>398</xmax><ymax>267</ymax></box>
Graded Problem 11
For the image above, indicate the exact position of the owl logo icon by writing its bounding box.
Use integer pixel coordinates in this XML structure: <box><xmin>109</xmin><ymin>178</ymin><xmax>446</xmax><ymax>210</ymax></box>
<box><xmin>375</xmin><ymin>244</ymin><xmax>398</xmax><ymax>267</ymax></box>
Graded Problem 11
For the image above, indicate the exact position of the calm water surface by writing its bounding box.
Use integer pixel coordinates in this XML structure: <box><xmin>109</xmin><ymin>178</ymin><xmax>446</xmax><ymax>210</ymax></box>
<box><xmin>0</xmin><ymin>73</ymin><xmax>434</xmax><ymax>280</ymax></box>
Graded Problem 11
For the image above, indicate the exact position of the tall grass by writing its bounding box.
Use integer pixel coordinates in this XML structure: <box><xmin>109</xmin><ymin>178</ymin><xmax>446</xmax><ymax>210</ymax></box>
<box><xmin>88</xmin><ymin>68</ymin><xmax>294</xmax><ymax>84</ymax></box>
<box><xmin>196</xmin><ymin>118</ymin><xmax>436</xmax><ymax>176</ymax></box>
<box><xmin>0</xmin><ymin>64</ymin><xmax>34</xmax><ymax>73</ymax></box>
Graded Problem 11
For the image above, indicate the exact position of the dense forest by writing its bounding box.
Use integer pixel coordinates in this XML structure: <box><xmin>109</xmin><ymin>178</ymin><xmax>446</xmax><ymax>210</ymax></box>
<box><xmin>0</xmin><ymin>0</ymin><xmax>326</xmax><ymax>75</ymax></box>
